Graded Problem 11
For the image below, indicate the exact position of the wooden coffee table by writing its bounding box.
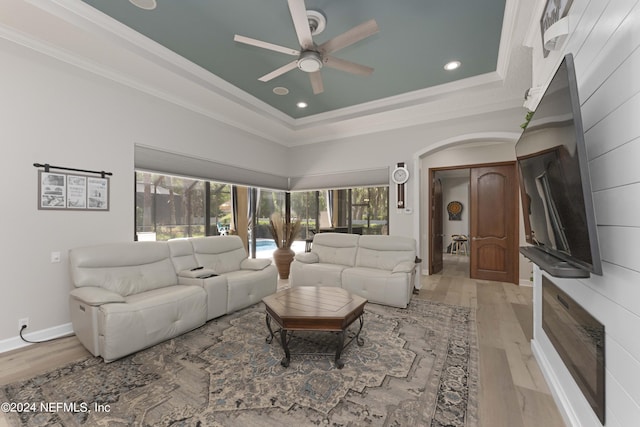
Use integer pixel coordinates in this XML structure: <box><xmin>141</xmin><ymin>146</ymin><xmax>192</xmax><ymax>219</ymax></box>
<box><xmin>262</xmin><ymin>286</ymin><xmax>367</xmax><ymax>369</ymax></box>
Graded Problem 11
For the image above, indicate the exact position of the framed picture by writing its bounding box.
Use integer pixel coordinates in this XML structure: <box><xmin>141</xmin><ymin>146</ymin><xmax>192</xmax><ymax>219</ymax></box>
<box><xmin>39</xmin><ymin>172</ymin><xmax>66</xmax><ymax>209</ymax></box>
<box><xmin>447</xmin><ymin>201</ymin><xmax>463</xmax><ymax>221</ymax></box>
<box><xmin>38</xmin><ymin>170</ymin><xmax>109</xmax><ymax>211</ymax></box>
<box><xmin>540</xmin><ymin>0</ymin><xmax>574</xmax><ymax>57</ymax></box>
<box><xmin>67</xmin><ymin>175</ymin><xmax>87</xmax><ymax>209</ymax></box>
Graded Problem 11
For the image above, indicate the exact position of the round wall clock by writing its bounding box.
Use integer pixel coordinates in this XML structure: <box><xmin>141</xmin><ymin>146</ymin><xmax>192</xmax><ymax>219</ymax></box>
<box><xmin>447</xmin><ymin>201</ymin><xmax>463</xmax><ymax>220</ymax></box>
<box><xmin>392</xmin><ymin>165</ymin><xmax>409</xmax><ymax>184</ymax></box>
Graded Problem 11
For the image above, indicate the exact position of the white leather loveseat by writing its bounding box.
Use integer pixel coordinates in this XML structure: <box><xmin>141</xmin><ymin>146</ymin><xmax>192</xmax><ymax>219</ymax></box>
<box><xmin>68</xmin><ymin>235</ymin><xmax>277</xmax><ymax>362</ymax></box>
<box><xmin>290</xmin><ymin>233</ymin><xmax>417</xmax><ymax>308</ymax></box>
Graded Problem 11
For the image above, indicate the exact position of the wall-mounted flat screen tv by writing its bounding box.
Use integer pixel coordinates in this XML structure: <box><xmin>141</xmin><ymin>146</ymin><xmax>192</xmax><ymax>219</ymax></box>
<box><xmin>516</xmin><ymin>54</ymin><xmax>602</xmax><ymax>277</ymax></box>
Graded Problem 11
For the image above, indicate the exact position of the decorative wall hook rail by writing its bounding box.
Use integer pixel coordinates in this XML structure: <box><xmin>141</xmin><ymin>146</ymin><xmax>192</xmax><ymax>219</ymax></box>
<box><xmin>33</xmin><ymin>163</ymin><xmax>113</xmax><ymax>178</ymax></box>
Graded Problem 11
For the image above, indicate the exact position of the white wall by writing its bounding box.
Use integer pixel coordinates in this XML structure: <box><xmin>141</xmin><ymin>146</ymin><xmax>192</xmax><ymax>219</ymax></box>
<box><xmin>528</xmin><ymin>1</ymin><xmax>640</xmax><ymax>426</ymax></box>
<box><xmin>0</xmin><ymin>38</ymin><xmax>288</xmax><ymax>348</ymax></box>
<box><xmin>289</xmin><ymin>110</ymin><xmax>528</xmax><ymax>241</ymax></box>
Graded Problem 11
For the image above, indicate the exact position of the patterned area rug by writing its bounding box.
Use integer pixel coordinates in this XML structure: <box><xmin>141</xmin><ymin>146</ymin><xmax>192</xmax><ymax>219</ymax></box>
<box><xmin>1</xmin><ymin>299</ymin><xmax>478</xmax><ymax>426</ymax></box>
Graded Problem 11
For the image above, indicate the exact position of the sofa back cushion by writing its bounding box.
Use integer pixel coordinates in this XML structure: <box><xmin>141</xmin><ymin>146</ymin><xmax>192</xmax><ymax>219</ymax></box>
<box><xmin>311</xmin><ymin>233</ymin><xmax>360</xmax><ymax>267</ymax></box>
<box><xmin>190</xmin><ymin>235</ymin><xmax>247</xmax><ymax>274</ymax></box>
<box><xmin>168</xmin><ymin>239</ymin><xmax>198</xmax><ymax>272</ymax></box>
<box><xmin>69</xmin><ymin>242</ymin><xmax>177</xmax><ymax>297</ymax></box>
<box><xmin>355</xmin><ymin>235</ymin><xmax>416</xmax><ymax>271</ymax></box>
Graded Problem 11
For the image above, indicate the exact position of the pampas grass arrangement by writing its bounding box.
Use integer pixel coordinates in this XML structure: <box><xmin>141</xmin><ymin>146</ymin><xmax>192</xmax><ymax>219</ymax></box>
<box><xmin>269</xmin><ymin>212</ymin><xmax>302</xmax><ymax>249</ymax></box>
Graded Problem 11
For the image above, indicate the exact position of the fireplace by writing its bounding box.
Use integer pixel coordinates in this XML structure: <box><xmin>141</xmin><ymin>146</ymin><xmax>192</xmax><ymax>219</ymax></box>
<box><xmin>542</xmin><ymin>276</ymin><xmax>605</xmax><ymax>424</ymax></box>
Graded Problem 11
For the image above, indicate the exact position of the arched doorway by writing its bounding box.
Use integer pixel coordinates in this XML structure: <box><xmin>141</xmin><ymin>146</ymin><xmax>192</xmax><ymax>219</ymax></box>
<box><xmin>415</xmin><ymin>132</ymin><xmax>523</xmax><ymax>285</ymax></box>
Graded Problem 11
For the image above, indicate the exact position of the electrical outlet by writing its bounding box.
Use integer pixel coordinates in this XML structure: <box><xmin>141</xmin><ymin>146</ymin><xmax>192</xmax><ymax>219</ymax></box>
<box><xmin>51</xmin><ymin>251</ymin><xmax>61</xmax><ymax>263</ymax></box>
<box><xmin>19</xmin><ymin>317</ymin><xmax>29</xmax><ymax>330</ymax></box>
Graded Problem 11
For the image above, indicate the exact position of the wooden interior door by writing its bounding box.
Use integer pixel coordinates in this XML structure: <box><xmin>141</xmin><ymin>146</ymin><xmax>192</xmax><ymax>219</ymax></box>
<box><xmin>430</xmin><ymin>176</ymin><xmax>444</xmax><ymax>274</ymax></box>
<box><xmin>470</xmin><ymin>163</ymin><xmax>518</xmax><ymax>284</ymax></box>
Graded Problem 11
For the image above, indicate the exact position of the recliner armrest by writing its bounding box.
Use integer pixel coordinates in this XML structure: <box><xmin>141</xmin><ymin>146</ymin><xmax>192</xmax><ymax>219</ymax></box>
<box><xmin>240</xmin><ymin>258</ymin><xmax>272</xmax><ymax>271</ymax></box>
<box><xmin>392</xmin><ymin>261</ymin><xmax>416</xmax><ymax>274</ymax></box>
<box><xmin>70</xmin><ymin>287</ymin><xmax>125</xmax><ymax>306</ymax></box>
<box><xmin>179</xmin><ymin>268</ymin><xmax>218</xmax><ymax>278</ymax></box>
<box><xmin>294</xmin><ymin>252</ymin><xmax>319</xmax><ymax>264</ymax></box>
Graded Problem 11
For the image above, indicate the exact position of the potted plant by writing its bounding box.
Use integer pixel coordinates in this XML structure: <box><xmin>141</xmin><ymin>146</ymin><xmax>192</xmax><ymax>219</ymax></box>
<box><xmin>268</xmin><ymin>212</ymin><xmax>301</xmax><ymax>279</ymax></box>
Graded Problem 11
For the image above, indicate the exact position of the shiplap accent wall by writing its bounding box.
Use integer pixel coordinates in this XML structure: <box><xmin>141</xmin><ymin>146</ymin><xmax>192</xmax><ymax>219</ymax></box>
<box><xmin>529</xmin><ymin>1</ymin><xmax>640</xmax><ymax>426</ymax></box>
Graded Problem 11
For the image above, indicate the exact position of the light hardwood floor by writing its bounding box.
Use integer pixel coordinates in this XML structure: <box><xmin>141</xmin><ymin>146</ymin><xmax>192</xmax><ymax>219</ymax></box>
<box><xmin>417</xmin><ymin>254</ymin><xmax>565</xmax><ymax>427</ymax></box>
<box><xmin>0</xmin><ymin>254</ymin><xmax>566</xmax><ymax>427</ymax></box>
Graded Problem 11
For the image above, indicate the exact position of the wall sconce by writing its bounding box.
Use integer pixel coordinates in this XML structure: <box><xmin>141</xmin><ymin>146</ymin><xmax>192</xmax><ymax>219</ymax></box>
<box><xmin>543</xmin><ymin>16</ymin><xmax>569</xmax><ymax>51</ymax></box>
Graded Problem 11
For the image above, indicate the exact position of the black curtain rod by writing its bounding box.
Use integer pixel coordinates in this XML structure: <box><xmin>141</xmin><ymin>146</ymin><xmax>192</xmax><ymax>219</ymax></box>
<box><xmin>33</xmin><ymin>163</ymin><xmax>113</xmax><ymax>178</ymax></box>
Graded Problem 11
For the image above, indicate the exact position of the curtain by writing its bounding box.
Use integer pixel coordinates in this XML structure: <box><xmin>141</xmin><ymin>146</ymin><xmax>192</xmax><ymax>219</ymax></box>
<box><xmin>231</xmin><ymin>186</ymin><xmax>238</xmax><ymax>233</ymax></box>
<box><xmin>248</xmin><ymin>187</ymin><xmax>259</xmax><ymax>257</ymax></box>
<box><xmin>326</xmin><ymin>190</ymin><xmax>333</xmax><ymax>228</ymax></box>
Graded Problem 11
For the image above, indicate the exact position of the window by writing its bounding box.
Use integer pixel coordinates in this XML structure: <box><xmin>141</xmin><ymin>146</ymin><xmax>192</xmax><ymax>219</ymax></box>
<box><xmin>335</xmin><ymin>187</ymin><xmax>389</xmax><ymax>235</ymax></box>
<box><xmin>209</xmin><ymin>182</ymin><xmax>232</xmax><ymax>236</ymax></box>
<box><xmin>289</xmin><ymin>187</ymin><xmax>389</xmax><ymax>236</ymax></box>
<box><xmin>136</xmin><ymin>172</ymin><xmax>205</xmax><ymax>240</ymax></box>
<box><xmin>135</xmin><ymin>172</ymin><xmax>388</xmax><ymax>252</ymax></box>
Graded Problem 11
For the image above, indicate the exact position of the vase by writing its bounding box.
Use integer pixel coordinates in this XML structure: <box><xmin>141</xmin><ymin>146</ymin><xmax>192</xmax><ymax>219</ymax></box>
<box><xmin>273</xmin><ymin>247</ymin><xmax>295</xmax><ymax>279</ymax></box>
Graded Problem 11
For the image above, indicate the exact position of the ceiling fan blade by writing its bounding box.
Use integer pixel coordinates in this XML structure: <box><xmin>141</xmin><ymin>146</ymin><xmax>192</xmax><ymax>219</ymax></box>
<box><xmin>324</xmin><ymin>56</ymin><xmax>373</xmax><ymax>76</ymax></box>
<box><xmin>319</xmin><ymin>19</ymin><xmax>379</xmax><ymax>54</ymax></box>
<box><xmin>309</xmin><ymin>71</ymin><xmax>324</xmax><ymax>94</ymax></box>
<box><xmin>258</xmin><ymin>60</ymin><xmax>298</xmax><ymax>82</ymax></box>
<box><xmin>234</xmin><ymin>35</ymin><xmax>300</xmax><ymax>56</ymax></box>
<box><xmin>288</xmin><ymin>0</ymin><xmax>314</xmax><ymax>50</ymax></box>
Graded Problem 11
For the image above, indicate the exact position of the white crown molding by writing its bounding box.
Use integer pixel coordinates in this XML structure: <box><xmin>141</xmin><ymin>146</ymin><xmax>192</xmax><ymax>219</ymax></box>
<box><xmin>293</xmin><ymin>71</ymin><xmax>503</xmax><ymax>130</ymax></box>
<box><xmin>46</xmin><ymin>0</ymin><xmax>296</xmax><ymax>121</ymax></box>
<box><xmin>4</xmin><ymin>0</ymin><xmax>527</xmax><ymax>147</ymax></box>
<box><xmin>524</xmin><ymin>0</ymin><xmax>547</xmax><ymax>48</ymax></box>
<box><xmin>495</xmin><ymin>0</ymin><xmax>520</xmax><ymax>79</ymax></box>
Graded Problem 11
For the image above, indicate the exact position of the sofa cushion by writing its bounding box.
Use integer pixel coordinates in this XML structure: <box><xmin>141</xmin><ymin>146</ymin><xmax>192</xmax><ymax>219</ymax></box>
<box><xmin>294</xmin><ymin>252</ymin><xmax>319</xmax><ymax>263</ymax></box>
<box><xmin>240</xmin><ymin>258</ymin><xmax>272</xmax><ymax>270</ymax></box>
<box><xmin>290</xmin><ymin>262</ymin><xmax>347</xmax><ymax>287</ymax></box>
<box><xmin>190</xmin><ymin>236</ymin><xmax>247</xmax><ymax>273</ymax></box>
<box><xmin>168</xmin><ymin>239</ymin><xmax>199</xmax><ymax>272</ymax></box>
<box><xmin>98</xmin><ymin>284</ymin><xmax>207</xmax><ymax>361</ymax></box>
<box><xmin>311</xmin><ymin>233</ymin><xmax>359</xmax><ymax>267</ymax></box>
<box><xmin>224</xmin><ymin>266</ymin><xmax>278</xmax><ymax>313</ymax></box>
<box><xmin>70</xmin><ymin>242</ymin><xmax>178</xmax><ymax>297</ymax></box>
<box><xmin>355</xmin><ymin>235</ymin><xmax>416</xmax><ymax>271</ymax></box>
<box><xmin>342</xmin><ymin>267</ymin><xmax>413</xmax><ymax>308</ymax></box>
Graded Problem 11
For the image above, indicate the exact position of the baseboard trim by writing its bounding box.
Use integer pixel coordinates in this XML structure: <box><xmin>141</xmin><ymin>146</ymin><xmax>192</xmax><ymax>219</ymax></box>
<box><xmin>531</xmin><ymin>338</ymin><xmax>579</xmax><ymax>427</ymax></box>
<box><xmin>519</xmin><ymin>279</ymin><xmax>533</xmax><ymax>287</ymax></box>
<box><xmin>0</xmin><ymin>323</ymin><xmax>74</xmax><ymax>354</ymax></box>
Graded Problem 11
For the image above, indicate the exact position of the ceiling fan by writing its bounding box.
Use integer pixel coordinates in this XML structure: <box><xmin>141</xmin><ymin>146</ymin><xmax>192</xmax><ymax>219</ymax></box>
<box><xmin>233</xmin><ymin>0</ymin><xmax>379</xmax><ymax>95</ymax></box>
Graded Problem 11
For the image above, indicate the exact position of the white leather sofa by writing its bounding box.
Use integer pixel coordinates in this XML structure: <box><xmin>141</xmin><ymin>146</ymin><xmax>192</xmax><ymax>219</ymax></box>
<box><xmin>68</xmin><ymin>235</ymin><xmax>277</xmax><ymax>362</ymax></box>
<box><xmin>290</xmin><ymin>233</ymin><xmax>417</xmax><ymax>308</ymax></box>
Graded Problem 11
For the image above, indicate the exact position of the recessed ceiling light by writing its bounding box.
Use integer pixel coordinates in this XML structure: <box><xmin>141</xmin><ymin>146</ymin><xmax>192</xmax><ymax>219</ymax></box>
<box><xmin>297</xmin><ymin>102</ymin><xmax>308</xmax><ymax>108</ymax></box>
<box><xmin>273</xmin><ymin>87</ymin><xmax>289</xmax><ymax>96</ymax></box>
<box><xmin>129</xmin><ymin>0</ymin><xmax>157</xmax><ymax>10</ymax></box>
<box><xmin>444</xmin><ymin>61</ymin><xmax>461</xmax><ymax>71</ymax></box>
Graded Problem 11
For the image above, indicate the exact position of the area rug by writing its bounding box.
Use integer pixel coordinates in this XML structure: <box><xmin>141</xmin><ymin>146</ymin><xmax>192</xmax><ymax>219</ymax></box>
<box><xmin>1</xmin><ymin>299</ymin><xmax>478</xmax><ymax>426</ymax></box>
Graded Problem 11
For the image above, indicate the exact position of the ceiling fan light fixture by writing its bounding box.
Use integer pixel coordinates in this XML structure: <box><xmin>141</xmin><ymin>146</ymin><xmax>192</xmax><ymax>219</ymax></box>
<box><xmin>297</xmin><ymin>51</ymin><xmax>323</xmax><ymax>73</ymax></box>
<box><xmin>273</xmin><ymin>87</ymin><xmax>290</xmax><ymax>95</ymax></box>
<box><xmin>128</xmin><ymin>0</ymin><xmax>157</xmax><ymax>10</ymax></box>
<box><xmin>444</xmin><ymin>60</ymin><xmax>461</xmax><ymax>71</ymax></box>
<box><xmin>306</xmin><ymin>10</ymin><xmax>327</xmax><ymax>35</ymax></box>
